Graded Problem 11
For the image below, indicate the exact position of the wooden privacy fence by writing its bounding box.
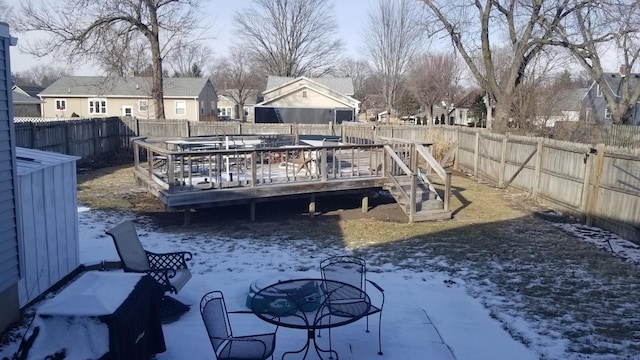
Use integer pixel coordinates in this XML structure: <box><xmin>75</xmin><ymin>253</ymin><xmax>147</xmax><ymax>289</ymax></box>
<box><xmin>12</xmin><ymin>117</ymin><xmax>640</xmax><ymax>242</ymax></box>
<box><xmin>14</xmin><ymin>117</ymin><xmax>130</xmax><ymax>164</ymax></box>
<box><xmin>450</xmin><ymin>127</ymin><xmax>640</xmax><ymax>243</ymax></box>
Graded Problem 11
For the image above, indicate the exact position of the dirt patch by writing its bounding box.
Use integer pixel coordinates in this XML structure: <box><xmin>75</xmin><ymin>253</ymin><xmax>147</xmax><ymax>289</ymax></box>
<box><xmin>76</xmin><ymin>163</ymin><xmax>534</xmax><ymax>236</ymax></box>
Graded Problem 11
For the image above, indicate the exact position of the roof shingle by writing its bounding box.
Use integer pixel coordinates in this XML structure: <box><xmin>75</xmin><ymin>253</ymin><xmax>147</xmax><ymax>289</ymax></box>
<box><xmin>40</xmin><ymin>76</ymin><xmax>210</xmax><ymax>98</ymax></box>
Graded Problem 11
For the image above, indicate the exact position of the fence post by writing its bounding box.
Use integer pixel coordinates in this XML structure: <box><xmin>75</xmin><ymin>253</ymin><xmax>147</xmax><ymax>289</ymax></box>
<box><xmin>454</xmin><ymin>127</ymin><xmax>460</xmax><ymax>171</ymax></box>
<box><xmin>498</xmin><ymin>135</ymin><xmax>508</xmax><ymax>188</ymax></box>
<box><xmin>30</xmin><ymin>121</ymin><xmax>37</xmax><ymax>148</ymax></box>
<box><xmin>185</xmin><ymin>120</ymin><xmax>191</xmax><ymax>137</ymax></box>
<box><xmin>532</xmin><ymin>138</ymin><xmax>544</xmax><ymax>199</ymax></box>
<box><xmin>65</xmin><ymin>121</ymin><xmax>71</xmax><ymax>155</ymax></box>
<box><xmin>473</xmin><ymin>131</ymin><xmax>480</xmax><ymax>177</ymax></box>
<box><xmin>586</xmin><ymin>143</ymin><xmax>605</xmax><ymax>227</ymax></box>
<box><xmin>92</xmin><ymin>118</ymin><xmax>99</xmax><ymax>162</ymax></box>
<box><xmin>580</xmin><ymin>149</ymin><xmax>593</xmax><ymax>221</ymax></box>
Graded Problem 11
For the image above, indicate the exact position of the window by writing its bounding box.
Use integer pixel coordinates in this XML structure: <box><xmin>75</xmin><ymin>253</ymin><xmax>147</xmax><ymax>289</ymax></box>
<box><xmin>139</xmin><ymin>99</ymin><xmax>148</xmax><ymax>112</ymax></box>
<box><xmin>218</xmin><ymin>107</ymin><xmax>232</xmax><ymax>117</ymax></box>
<box><xmin>89</xmin><ymin>98</ymin><xmax>107</xmax><ymax>114</ymax></box>
<box><xmin>55</xmin><ymin>99</ymin><xmax>66</xmax><ymax>111</ymax></box>
<box><xmin>597</xmin><ymin>85</ymin><xmax>602</xmax><ymax>97</ymax></box>
<box><xmin>200</xmin><ymin>101</ymin><xmax>205</xmax><ymax>115</ymax></box>
<box><xmin>175</xmin><ymin>100</ymin><xmax>186</xmax><ymax>116</ymax></box>
<box><xmin>302</xmin><ymin>90</ymin><xmax>308</xmax><ymax>98</ymax></box>
<box><xmin>123</xmin><ymin>106</ymin><xmax>132</xmax><ymax>117</ymax></box>
<box><xmin>605</xmin><ymin>108</ymin><xmax>612</xmax><ymax>119</ymax></box>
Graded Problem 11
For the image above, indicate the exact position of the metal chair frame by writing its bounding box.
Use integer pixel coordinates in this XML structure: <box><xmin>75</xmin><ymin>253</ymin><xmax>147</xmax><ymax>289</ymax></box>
<box><xmin>200</xmin><ymin>291</ymin><xmax>277</xmax><ymax>360</ymax></box>
<box><xmin>319</xmin><ymin>255</ymin><xmax>385</xmax><ymax>355</ymax></box>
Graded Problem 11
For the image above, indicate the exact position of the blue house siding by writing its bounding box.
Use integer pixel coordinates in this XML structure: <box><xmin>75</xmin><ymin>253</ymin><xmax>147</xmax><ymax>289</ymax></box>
<box><xmin>0</xmin><ymin>22</ymin><xmax>20</xmax><ymax>333</ymax></box>
<box><xmin>584</xmin><ymin>74</ymin><xmax>640</xmax><ymax>125</ymax></box>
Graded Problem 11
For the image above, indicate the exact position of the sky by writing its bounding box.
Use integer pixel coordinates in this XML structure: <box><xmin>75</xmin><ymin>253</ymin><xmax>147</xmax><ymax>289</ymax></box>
<box><xmin>5</xmin><ymin>0</ymin><xmax>373</xmax><ymax>75</ymax></box>
<box><xmin>2</xmin><ymin>205</ymin><xmax>640</xmax><ymax>359</ymax></box>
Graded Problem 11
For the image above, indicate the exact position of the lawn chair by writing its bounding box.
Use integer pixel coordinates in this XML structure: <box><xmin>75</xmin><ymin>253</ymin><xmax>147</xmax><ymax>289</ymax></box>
<box><xmin>106</xmin><ymin>220</ymin><xmax>193</xmax><ymax>295</ymax></box>
<box><xmin>320</xmin><ymin>255</ymin><xmax>384</xmax><ymax>355</ymax></box>
<box><xmin>200</xmin><ymin>291</ymin><xmax>278</xmax><ymax>360</ymax></box>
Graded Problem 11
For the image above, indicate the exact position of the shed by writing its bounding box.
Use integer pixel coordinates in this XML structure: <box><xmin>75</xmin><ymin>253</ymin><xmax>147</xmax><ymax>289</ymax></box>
<box><xmin>16</xmin><ymin>147</ymin><xmax>80</xmax><ymax>306</ymax></box>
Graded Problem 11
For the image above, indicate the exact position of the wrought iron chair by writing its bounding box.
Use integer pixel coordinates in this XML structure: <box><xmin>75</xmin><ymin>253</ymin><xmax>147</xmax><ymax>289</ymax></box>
<box><xmin>200</xmin><ymin>291</ymin><xmax>278</xmax><ymax>360</ymax></box>
<box><xmin>320</xmin><ymin>255</ymin><xmax>385</xmax><ymax>355</ymax></box>
<box><xmin>106</xmin><ymin>220</ymin><xmax>193</xmax><ymax>294</ymax></box>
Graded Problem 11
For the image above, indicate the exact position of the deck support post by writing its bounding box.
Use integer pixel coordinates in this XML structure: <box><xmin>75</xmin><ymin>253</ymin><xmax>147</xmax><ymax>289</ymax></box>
<box><xmin>250</xmin><ymin>201</ymin><xmax>256</xmax><ymax>222</ymax></box>
<box><xmin>361</xmin><ymin>195</ymin><xmax>369</xmax><ymax>213</ymax></box>
<box><xmin>183</xmin><ymin>209</ymin><xmax>192</xmax><ymax>225</ymax></box>
<box><xmin>309</xmin><ymin>195</ymin><xmax>316</xmax><ymax>217</ymax></box>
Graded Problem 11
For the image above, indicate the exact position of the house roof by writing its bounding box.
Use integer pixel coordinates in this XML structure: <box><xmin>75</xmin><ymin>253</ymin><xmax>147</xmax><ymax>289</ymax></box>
<box><xmin>218</xmin><ymin>89</ymin><xmax>259</xmax><ymax>105</ymax></box>
<box><xmin>12</xmin><ymin>90</ymin><xmax>42</xmax><ymax>105</ymax></box>
<box><xmin>454</xmin><ymin>89</ymin><xmax>485</xmax><ymax>109</ymax></box>
<box><xmin>600</xmin><ymin>72</ymin><xmax>640</xmax><ymax>96</ymax></box>
<box><xmin>559</xmin><ymin>88</ymin><xmax>588</xmax><ymax>112</ymax></box>
<box><xmin>13</xmin><ymin>85</ymin><xmax>45</xmax><ymax>97</ymax></box>
<box><xmin>39</xmin><ymin>76</ymin><xmax>211</xmax><ymax>98</ymax></box>
<box><xmin>266</xmin><ymin>76</ymin><xmax>355</xmax><ymax>96</ymax></box>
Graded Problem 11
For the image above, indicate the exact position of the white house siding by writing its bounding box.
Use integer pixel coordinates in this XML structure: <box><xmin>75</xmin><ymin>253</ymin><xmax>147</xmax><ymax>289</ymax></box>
<box><xmin>0</xmin><ymin>22</ymin><xmax>21</xmax><ymax>334</ymax></box>
<box><xmin>39</xmin><ymin>78</ymin><xmax>217</xmax><ymax>121</ymax></box>
<box><xmin>41</xmin><ymin>96</ymin><xmax>207</xmax><ymax>121</ymax></box>
<box><xmin>266</xmin><ymin>88</ymin><xmax>351</xmax><ymax>108</ymax></box>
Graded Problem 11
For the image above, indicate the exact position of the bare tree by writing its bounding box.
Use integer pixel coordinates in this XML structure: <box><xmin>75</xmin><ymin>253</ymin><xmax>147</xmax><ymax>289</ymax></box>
<box><xmin>408</xmin><ymin>52</ymin><xmax>460</xmax><ymax>124</ymax></box>
<box><xmin>166</xmin><ymin>41</ymin><xmax>211</xmax><ymax>78</ymax></box>
<box><xmin>337</xmin><ymin>58</ymin><xmax>373</xmax><ymax>102</ymax></box>
<box><xmin>213</xmin><ymin>48</ymin><xmax>263</xmax><ymax>121</ymax></box>
<box><xmin>544</xmin><ymin>1</ymin><xmax>640</xmax><ymax>124</ymax></box>
<box><xmin>14</xmin><ymin>0</ymin><xmax>206</xmax><ymax>119</ymax></box>
<box><xmin>233</xmin><ymin>0</ymin><xmax>343</xmax><ymax>77</ymax></box>
<box><xmin>14</xmin><ymin>64</ymin><xmax>70</xmax><ymax>87</ymax></box>
<box><xmin>420</xmin><ymin>0</ymin><xmax>584</xmax><ymax>131</ymax></box>
<box><xmin>364</xmin><ymin>0</ymin><xmax>425</xmax><ymax>122</ymax></box>
<box><xmin>94</xmin><ymin>34</ymin><xmax>151</xmax><ymax>77</ymax></box>
<box><xmin>0</xmin><ymin>0</ymin><xmax>11</xmax><ymax>23</ymax></box>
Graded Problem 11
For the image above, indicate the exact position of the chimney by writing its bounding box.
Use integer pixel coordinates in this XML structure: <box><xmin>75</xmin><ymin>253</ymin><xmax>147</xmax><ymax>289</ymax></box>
<box><xmin>620</xmin><ymin>64</ymin><xmax>628</xmax><ymax>77</ymax></box>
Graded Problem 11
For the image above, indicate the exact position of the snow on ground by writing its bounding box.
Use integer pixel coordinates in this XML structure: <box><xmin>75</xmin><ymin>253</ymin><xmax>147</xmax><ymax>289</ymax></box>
<box><xmin>2</xmin><ymin>207</ymin><xmax>640</xmax><ymax>359</ymax></box>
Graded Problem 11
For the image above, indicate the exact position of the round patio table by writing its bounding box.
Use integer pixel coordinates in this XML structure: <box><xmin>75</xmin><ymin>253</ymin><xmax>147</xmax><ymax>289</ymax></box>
<box><xmin>250</xmin><ymin>278</ymin><xmax>371</xmax><ymax>360</ymax></box>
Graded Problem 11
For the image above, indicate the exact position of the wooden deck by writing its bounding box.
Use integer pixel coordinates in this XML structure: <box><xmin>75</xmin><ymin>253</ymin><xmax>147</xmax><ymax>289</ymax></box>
<box><xmin>132</xmin><ymin>136</ymin><xmax>452</xmax><ymax>222</ymax></box>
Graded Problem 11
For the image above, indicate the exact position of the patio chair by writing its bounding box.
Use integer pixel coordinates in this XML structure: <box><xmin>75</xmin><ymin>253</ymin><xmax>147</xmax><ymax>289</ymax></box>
<box><xmin>106</xmin><ymin>220</ymin><xmax>193</xmax><ymax>295</ymax></box>
<box><xmin>320</xmin><ymin>255</ymin><xmax>385</xmax><ymax>355</ymax></box>
<box><xmin>200</xmin><ymin>291</ymin><xmax>277</xmax><ymax>360</ymax></box>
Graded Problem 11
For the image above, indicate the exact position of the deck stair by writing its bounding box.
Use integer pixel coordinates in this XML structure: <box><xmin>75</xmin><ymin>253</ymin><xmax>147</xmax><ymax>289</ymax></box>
<box><xmin>383</xmin><ymin>171</ymin><xmax>452</xmax><ymax>221</ymax></box>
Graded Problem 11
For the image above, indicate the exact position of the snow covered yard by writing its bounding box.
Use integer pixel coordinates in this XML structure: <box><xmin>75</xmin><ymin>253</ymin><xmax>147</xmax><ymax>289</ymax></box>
<box><xmin>3</xmin><ymin>205</ymin><xmax>640</xmax><ymax>360</ymax></box>
<box><xmin>2</xmin><ymin>168</ymin><xmax>640</xmax><ymax>360</ymax></box>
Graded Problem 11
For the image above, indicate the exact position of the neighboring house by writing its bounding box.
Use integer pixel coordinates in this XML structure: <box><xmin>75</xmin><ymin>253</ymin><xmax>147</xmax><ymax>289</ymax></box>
<box><xmin>12</xmin><ymin>89</ymin><xmax>43</xmax><ymax>117</ymax></box>
<box><xmin>0</xmin><ymin>21</ymin><xmax>21</xmax><ymax>335</ymax></box>
<box><xmin>582</xmin><ymin>68</ymin><xmax>640</xmax><ymax>125</ymax></box>
<box><xmin>539</xmin><ymin>87</ymin><xmax>587</xmax><ymax>127</ymax></box>
<box><xmin>254</xmin><ymin>76</ymin><xmax>360</xmax><ymax>124</ymax></box>
<box><xmin>13</xmin><ymin>84</ymin><xmax>44</xmax><ymax>98</ymax></box>
<box><xmin>39</xmin><ymin>76</ymin><xmax>217</xmax><ymax>121</ymax></box>
<box><xmin>217</xmin><ymin>90</ymin><xmax>258</xmax><ymax>122</ymax></box>
<box><xmin>451</xmin><ymin>89</ymin><xmax>485</xmax><ymax>126</ymax></box>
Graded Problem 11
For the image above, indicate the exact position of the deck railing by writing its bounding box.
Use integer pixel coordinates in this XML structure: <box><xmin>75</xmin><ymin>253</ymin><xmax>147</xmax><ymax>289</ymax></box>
<box><xmin>132</xmin><ymin>137</ymin><xmax>387</xmax><ymax>193</ymax></box>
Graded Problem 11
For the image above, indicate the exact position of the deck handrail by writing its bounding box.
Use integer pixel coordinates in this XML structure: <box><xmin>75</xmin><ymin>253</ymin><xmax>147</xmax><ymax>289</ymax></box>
<box><xmin>132</xmin><ymin>138</ymin><xmax>388</xmax><ymax>193</ymax></box>
<box><xmin>415</xmin><ymin>144</ymin><xmax>451</xmax><ymax>212</ymax></box>
<box><xmin>383</xmin><ymin>144</ymin><xmax>416</xmax><ymax>222</ymax></box>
